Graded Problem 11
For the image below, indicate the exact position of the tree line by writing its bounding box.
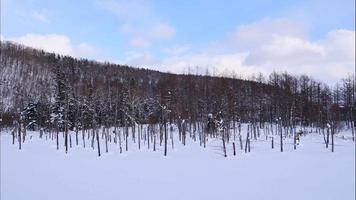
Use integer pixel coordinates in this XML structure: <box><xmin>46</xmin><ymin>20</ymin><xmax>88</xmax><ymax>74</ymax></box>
<box><xmin>0</xmin><ymin>41</ymin><xmax>355</xmax><ymax>137</ymax></box>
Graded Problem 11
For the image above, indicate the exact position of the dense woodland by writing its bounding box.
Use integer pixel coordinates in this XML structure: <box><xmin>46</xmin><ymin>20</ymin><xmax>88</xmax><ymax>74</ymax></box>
<box><xmin>0</xmin><ymin>41</ymin><xmax>355</xmax><ymax>155</ymax></box>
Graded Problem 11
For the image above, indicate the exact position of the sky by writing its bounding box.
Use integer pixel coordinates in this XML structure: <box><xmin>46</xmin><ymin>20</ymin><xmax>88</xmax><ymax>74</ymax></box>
<box><xmin>1</xmin><ymin>0</ymin><xmax>355</xmax><ymax>84</ymax></box>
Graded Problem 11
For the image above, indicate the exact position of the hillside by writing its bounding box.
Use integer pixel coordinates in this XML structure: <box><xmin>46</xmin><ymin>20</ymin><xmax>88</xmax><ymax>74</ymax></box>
<box><xmin>0</xmin><ymin>41</ymin><xmax>354</xmax><ymax>130</ymax></box>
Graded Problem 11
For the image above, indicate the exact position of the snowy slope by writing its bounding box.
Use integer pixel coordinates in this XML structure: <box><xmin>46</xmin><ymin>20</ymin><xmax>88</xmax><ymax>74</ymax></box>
<box><xmin>1</xmin><ymin>127</ymin><xmax>355</xmax><ymax>200</ymax></box>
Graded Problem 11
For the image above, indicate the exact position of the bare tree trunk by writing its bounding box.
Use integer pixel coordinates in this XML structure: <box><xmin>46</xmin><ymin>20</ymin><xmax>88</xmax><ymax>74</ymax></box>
<box><xmin>105</xmin><ymin>128</ymin><xmax>108</xmax><ymax>153</ymax></box>
<box><xmin>69</xmin><ymin>133</ymin><xmax>72</xmax><ymax>148</ymax></box>
<box><xmin>125</xmin><ymin>126</ymin><xmax>128</xmax><ymax>152</ymax></box>
<box><xmin>170</xmin><ymin>125</ymin><xmax>174</xmax><ymax>149</ymax></box>
<box><xmin>222</xmin><ymin>131</ymin><xmax>227</xmax><ymax>157</ymax></box>
<box><xmin>65</xmin><ymin>128</ymin><xmax>68</xmax><ymax>153</ymax></box>
<box><xmin>326</xmin><ymin>128</ymin><xmax>330</xmax><ymax>148</ymax></box>
<box><xmin>96</xmin><ymin>128</ymin><xmax>101</xmax><ymax>157</ymax></box>
<box><xmin>56</xmin><ymin>127</ymin><xmax>59</xmax><ymax>150</ymax></box>
<box><xmin>22</xmin><ymin>127</ymin><xmax>26</xmax><ymax>143</ymax></box>
<box><xmin>280</xmin><ymin>126</ymin><xmax>283</xmax><ymax>152</ymax></box>
<box><xmin>244</xmin><ymin>125</ymin><xmax>250</xmax><ymax>153</ymax></box>
<box><xmin>91</xmin><ymin>128</ymin><xmax>95</xmax><ymax>149</ymax></box>
<box><xmin>138</xmin><ymin>124</ymin><xmax>141</xmax><ymax>150</ymax></box>
<box><xmin>82</xmin><ymin>129</ymin><xmax>86</xmax><ymax>148</ymax></box>
<box><xmin>164</xmin><ymin>119</ymin><xmax>168</xmax><ymax>156</ymax></box>
<box><xmin>233</xmin><ymin>142</ymin><xmax>236</xmax><ymax>156</ymax></box>
<box><xmin>18</xmin><ymin>123</ymin><xmax>22</xmax><ymax>150</ymax></box>
<box><xmin>153</xmin><ymin>134</ymin><xmax>156</xmax><ymax>151</ymax></box>
<box><xmin>351</xmin><ymin>121</ymin><xmax>355</xmax><ymax>142</ymax></box>
<box><xmin>331</xmin><ymin>127</ymin><xmax>334</xmax><ymax>152</ymax></box>
<box><xmin>75</xmin><ymin>128</ymin><xmax>79</xmax><ymax>146</ymax></box>
<box><xmin>12</xmin><ymin>128</ymin><xmax>15</xmax><ymax>145</ymax></box>
<box><xmin>118</xmin><ymin>129</ymin><xmax>122</xmax><ymax>153</ymax></box>
<box><xmin>147</xmin><ymin>126</ymin><xmax>150</xmax><ymax>150</ymax></box>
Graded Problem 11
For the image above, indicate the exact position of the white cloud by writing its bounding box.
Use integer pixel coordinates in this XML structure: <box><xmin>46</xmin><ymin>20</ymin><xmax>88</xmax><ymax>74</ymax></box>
<box><xmin>32</xmin><ymin>10</ymin><xmax>50</xmax><ymax>23</ymax></box>
<box><xmin>163</xmin><ymin>45</ymin><xmax>191</xmax><ymax>55</ymax></box>
<box><xmin>11</xmin><ymin>34</ymin><xmax>74</xmax><ymax>55</ymax></box>
<box><xmin>150</xmin><ymin>23</ymin><xmax>176</xmax><ymax>40</ymax></box>
<box><xmin>125</xmin><ymin>52</ymin><xmax>159</xmax><ymax>67</ymax></box>
<box><xmin>129</xmin><ymin>38</ymin><xmax>151</xmax><ymax>48</ymax></box>
<box><xmin>321</xmin><ymin>29</ymin><xmax>355</xmax><ymax>61</ymax></box>
<box><xmin>243</xmin><ymin>29</ymin><xmax>355</xmax><ymax>83</ymax></box>
<box><xmin>225</xmin><ymin>18</ymin><xmax>307</xmax><ymax>51</ymax></box>
<box><xmin>95</xmin><ymin>0</ymin><xmax>149</xmax><ymax>20</ymax></box>
<box><xmin>159</xmin><ymin>52</ymin><xmax>254</xmax><ymax>76</ymax></box>
<box><xmin>77</xmin><ymin>43</ymin><xmax>100</xmax><ymax>57</ymax></box>
<box><xmin>123</xmin><ymin>18</ymin><xmax>354</xmax><ymax>84</ymax></box>
<box><xmin>244</xmin><ymin>36</ymin><xmax>325</xmax><ymax>66</ymax></box>
<box><xmin>124</xmin><ymin>50</ymin><xmax>255</xmax><ymax>77</ymax></box>
<box><xmin>9</xmin><ymin>33</ymin><xmax>100</xmax><ymax>58</ymax></box>
<box><xmin>119</xmin><ymin>23</ymin><xmax>134</xmax><ymax>34</ymax></box>
<box><xmin>122</xmin><ymin>23</ymin><xmax>176</xmax><ymax>48</ymax></box>
<box><xmin>98</xmin><ymin>0</ymin><xmax>176</xmax><ymax>49</ymax></box>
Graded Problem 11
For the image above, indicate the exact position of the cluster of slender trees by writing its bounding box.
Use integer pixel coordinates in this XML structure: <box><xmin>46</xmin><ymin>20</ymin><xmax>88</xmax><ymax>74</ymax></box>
<box><xmin>0</xmin><ymin>41</ymin><xmax>355</xmax><ymax>142</ymax></box>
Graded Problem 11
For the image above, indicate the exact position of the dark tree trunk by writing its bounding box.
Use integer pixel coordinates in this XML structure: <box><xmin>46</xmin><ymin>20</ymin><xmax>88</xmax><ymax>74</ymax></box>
<box><xmin>233</xmin><ymin>142</ymin><xmax>236</xmax><ymax>156</ymax></box>
<box><xmin>105</xmin><ymin>128</ymin><xmax>108</xmax><ymax>153</ymax></box>
<box><xmin>280</xmin><ymin>127</ymin><xmax>283</xmax><ymax>152</ymax></box>
<box><xmin>331</xmin><ymin>127</ymin><xmax>334</xmax><ymax>152</ymax></box>
<box><xmin>222</xmin><ymin>131</ymin><xmax>227</xmax><ymax>157</ymax></box>
<box><xmin>82</xmin><ymin>129</ymin><xmax>86</xmax><ymax>148</ymax></box>
<box><xmin>153</xmin><ymin>134</ymin><xmax>156</xmax><ymax>151</ymax></box>
<box><xmin>119</xmin><ymin>129</ymin><xmax>122</xmax><ymax>153</ymax></box>
<box><xmin>96</xmin><ymin>129</ymin><xmax>101</xmax><ymax>157</ymax></box>
<box><xmin>65</xmin><ymin>130</ymin><xmax>68</xmax><ymax>153</ymax></box>
<box><xmin>76</xmin><ymin>129</ymin><xmax>79</xmax><ymax>146</ymax></box>
<box><xmin>56</xmin><ymin>128</ymin><xmax>59</xmax><ymax>150</ymax></box>
<box><xmin>164</xmin><ymin>119</ymin><xmax>167</xmax><ymax>156</ymax></box>
<box><xmin>18</xmin><ymin>123</ymin><xmax>22</xmax><ymax>150</ymax></box>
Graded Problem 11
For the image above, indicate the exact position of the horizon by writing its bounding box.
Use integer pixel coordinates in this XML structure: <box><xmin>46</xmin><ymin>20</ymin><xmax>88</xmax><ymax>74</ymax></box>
<box><xmin>1</xmin><ymin>0</ymin><xmax>355</xmax><ymax>84</ymax></box>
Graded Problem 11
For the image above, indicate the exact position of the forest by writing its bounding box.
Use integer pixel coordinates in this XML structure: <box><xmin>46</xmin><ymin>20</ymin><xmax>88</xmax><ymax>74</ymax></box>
<box><xmin>0</xmin><ymin>41</ymin><xmax>355</xmax><ymax>156</ymax></box>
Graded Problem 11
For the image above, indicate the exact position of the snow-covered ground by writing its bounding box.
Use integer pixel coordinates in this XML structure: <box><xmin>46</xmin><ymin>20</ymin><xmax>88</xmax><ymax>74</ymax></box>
<box><xmin>1</xmin><ymin>126</ymin><xmax>355</xmax><ymax>200</ymax></box>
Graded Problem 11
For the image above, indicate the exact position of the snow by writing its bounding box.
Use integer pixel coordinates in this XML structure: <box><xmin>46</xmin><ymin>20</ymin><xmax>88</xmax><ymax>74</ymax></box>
<box><xmin>1</xmin><ymin>126</ymin><xmax>355</xmax><ymax>200</ymax></box>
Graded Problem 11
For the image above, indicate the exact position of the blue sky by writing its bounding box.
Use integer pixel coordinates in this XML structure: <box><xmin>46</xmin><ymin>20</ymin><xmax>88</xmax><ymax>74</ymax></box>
<box><xmin>1</xmin><ymin>0</ymin><xmax>355</xmax><ymax>83</ymax></box>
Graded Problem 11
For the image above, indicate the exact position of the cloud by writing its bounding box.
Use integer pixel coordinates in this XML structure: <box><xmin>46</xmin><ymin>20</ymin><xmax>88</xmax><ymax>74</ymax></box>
<box><xmin>9</xmin><ymin>33</ymin><xmax>101</xmax><ymax>58</ymax></box>
<box><xmin>77</xmin><ymin>43</ymin><xmax>100</xmax><ymax>57</ymax></box>
<box><xmin>119</xmin><ymin>23</ymin><xmax>134</xmax><ymax>34</ymax></box>
<box><xmin>123</xmin><ymin>18</ymin><xmax>354</xmax><ymax>84</ymax></box>
<box><xmin>150</xmin><ymin>23</ymin><xmax>176</xmax><ymax>40</ymax></box>
<box><xmin>120</xmin><ymin>22</ymin><xmax>176</xmax><ymax>48</ymax></box>
<box><xmin>124</xmin><ymin>50</ymin><xmax>254</xmax><ymax>76</ymax></box>
<box><xmin>32</xmin><ymin>10</ymin><xmax>50</xmax><ymax>23</ymax></box>
<box><xmin>129</xmin><ymin>38</ymin><xmax>151</xmax><ymax>48</ymax></box>
<box><xmin>95</xmin><ymin>0</ymin><xmax>149</xmax><ymax>20</ymax></box>
<box><xmin>244</xmin><ymin>36</ymin><xmax>325</xmax><ymax>66</ymax></box>
<box><xmin>243</xmin><ymin>29</ymin><xmax>355</xmax><ymax>82</ymax></box>
<box><xmin>223</xmin><ymin>18</ymin><xmax>308</xmax><ymax>51</ymax></box>
<box><xmin>98</xmin><ymin>0</ymin><xmax>176</xmax><ymax>49</ymax></box>
<box><xmin>125</xmin><ymin>52</ymin><xmax>159</xmax><ymax>67</ymax></box>
<box><xmin>11</xmin><ymin>34</ymin><xmax>74</xmax><ymax>55</ymax></box>
<box><xmin>159</xmin><ymin>52</ymin><xmax>253</xmax><ymax>76</ymax></box>
<box><xmin>163</xmin><ymin>45</ymin><xmax>191</xmax><ymax>55</ymax></box>
<box><xmin>125</xmin><ymin>23</ymin><xmax>176</xmax><ymax>48</ymax></box>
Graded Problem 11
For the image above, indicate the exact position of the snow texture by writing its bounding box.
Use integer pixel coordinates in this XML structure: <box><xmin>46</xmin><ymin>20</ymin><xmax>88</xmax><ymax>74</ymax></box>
<box><xmin>1</xmin><ymin>126</ymin><xmax>355</xmax><ymax>200</ymax></box>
